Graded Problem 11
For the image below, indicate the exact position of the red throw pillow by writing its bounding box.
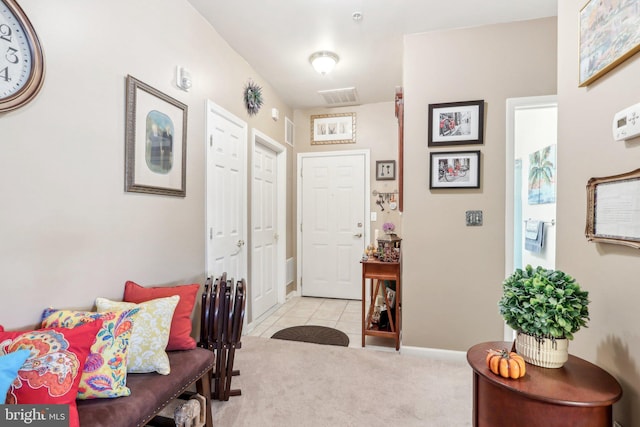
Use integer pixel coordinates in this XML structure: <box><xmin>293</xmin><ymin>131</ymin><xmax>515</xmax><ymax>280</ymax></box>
<box><xmin>123</xmin><ymin>281</ymin><xmax>199</xmax><ymax>350</ymax></box>
<box><xmin>0</xmin><ymin>320</ymin><xmax>103</xmax><ymax>427</ymax></box>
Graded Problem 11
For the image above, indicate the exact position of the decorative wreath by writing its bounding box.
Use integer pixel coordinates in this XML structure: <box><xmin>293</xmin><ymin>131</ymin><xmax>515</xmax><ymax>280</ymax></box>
<box><xmin>243</xmin><ymin>79</ymin><xmax>263</xmax><ymax>116</ymax></box>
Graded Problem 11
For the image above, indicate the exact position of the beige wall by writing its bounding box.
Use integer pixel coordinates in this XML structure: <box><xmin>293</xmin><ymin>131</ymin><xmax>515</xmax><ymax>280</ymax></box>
<box><xmin>558</xmin><ymin>2</ymin><xmax>640</xmax><ymax>423</ymax></box>
<box><xmin>401</xmin><ymin>18</ymin><xmax>557</xmax><ymax>351</ymax></box>
<box><xmin>292</xmin><ymin>102</ymin><xmax>402</xmax><ymax>292</ymax></box>
<box><xmin>1</xmin><ymin>0</ymin><xmax>292</xmax><ymax>329</ymax></box>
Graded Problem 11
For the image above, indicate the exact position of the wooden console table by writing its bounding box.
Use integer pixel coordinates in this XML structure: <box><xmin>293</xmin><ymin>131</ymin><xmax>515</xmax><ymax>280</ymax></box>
<box><xmin>361</xmin><ymin>258</ymin><xmax>401</xmax><ymax>350</ymax></box>
<box><xmin>467</xmin><ymin>341</ymin><xmax>622</xmax><ymax>427</ymax></box>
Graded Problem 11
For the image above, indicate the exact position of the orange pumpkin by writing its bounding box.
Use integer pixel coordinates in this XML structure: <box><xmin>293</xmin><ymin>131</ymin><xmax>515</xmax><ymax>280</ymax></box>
<box><xmin>485</xmin><ymin>349</ymin><xmax>526</xmax><ymax>379</ymax></box>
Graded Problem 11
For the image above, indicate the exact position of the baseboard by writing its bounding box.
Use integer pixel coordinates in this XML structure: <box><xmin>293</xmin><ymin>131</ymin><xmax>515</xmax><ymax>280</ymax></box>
<box><xmin>286</xmin><ymin>290</ymin><xmax>299</xmax><ymax>299</ymax></box>
<box><xmin>400</xmin><ymin>345</ymin><xmax>467</xmax><ymax>362</ymax></box>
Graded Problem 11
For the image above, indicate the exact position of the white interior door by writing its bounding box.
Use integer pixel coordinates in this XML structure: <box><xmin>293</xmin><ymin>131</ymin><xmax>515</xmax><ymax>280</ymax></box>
<box><xmin>206</xmin><ymin>100</ymin><xmax>247</xmax><ymax>281</ymax></box>
<box><xmin>299</xmin><ymin>151</ymin><xmax>368</xmax><ymax>299</ymax></box>
<box><xmin>251</xmin><ymin>142</ymin><xmax>278</xmax><ymax>319</ymax></box>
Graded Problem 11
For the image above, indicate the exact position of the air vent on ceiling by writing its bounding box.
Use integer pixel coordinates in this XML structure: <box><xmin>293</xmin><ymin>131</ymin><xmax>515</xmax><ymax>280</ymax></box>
<box><xmin>318</xmin><ymin>87</ymin><xmax>359</xmax><ymax>106</ymax></box>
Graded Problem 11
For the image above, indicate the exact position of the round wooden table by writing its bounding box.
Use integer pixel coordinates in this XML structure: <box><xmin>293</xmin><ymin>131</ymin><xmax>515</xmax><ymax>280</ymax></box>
<box><xmin>467</xmin><ymin>341</ymin><xmax>622</xmax><ymax>427</ymax></box>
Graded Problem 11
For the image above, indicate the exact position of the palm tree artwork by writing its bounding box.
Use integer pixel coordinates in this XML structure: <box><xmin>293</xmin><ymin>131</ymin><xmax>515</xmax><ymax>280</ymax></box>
<box><xmin>528</xmin><ymin>145</ymin><xmax>556</xmax><ymax>205</ymax></box>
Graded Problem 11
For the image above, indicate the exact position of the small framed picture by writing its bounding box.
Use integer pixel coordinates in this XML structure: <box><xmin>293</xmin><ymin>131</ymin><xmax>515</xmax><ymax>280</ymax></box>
<box><xmin>430</xmin><ymin>150</ymin><xmax>481</xmax><ymax>189</ymax></box>
<box><xmin>428</xmin><ymin>100</ymin><xmax>484</xmax><ymax>146</ymax></box>
<box><xmin>310</xmin><ymin>112</ymin><xmax>356</xmax><ymax>145</ymax></box>
<box><xmin>125</xmin><ymin>75</ymin><xmax>187</xmax><ymax>197</ymax></box>
<box><xmin>376</xmin><ymin>160</ymin><xmax>396</xmax><ymax>180</ymax></box>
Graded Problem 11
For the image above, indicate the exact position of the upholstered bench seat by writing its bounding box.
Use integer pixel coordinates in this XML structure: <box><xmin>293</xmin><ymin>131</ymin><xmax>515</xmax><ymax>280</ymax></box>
<box><xmin>77</xmin><ymin>348</ymin><xmax>214</xmax><ymax>427</ymax></box>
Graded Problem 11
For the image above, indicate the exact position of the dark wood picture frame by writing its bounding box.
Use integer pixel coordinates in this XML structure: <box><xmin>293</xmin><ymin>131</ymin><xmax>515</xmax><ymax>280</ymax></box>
<box><xmin>428</xmin><ymin>100</ymin><xmax>484</xmax><ymax>147</ymax></box>
<box><xmin>429</xmin><ymin>150</ymin><xmax>481</xmax><ymax>189</ymax></box>
<box><xmin>376</xmin><ymin>160</ymin><xmax>396</xmax><ymax>181</ymax></box>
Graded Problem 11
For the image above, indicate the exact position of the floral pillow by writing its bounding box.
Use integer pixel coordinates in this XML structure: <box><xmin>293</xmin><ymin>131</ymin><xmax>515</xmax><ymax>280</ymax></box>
<box><xmin>0</xmin><ymin>320</ymin><xmax>103</xmax><ymax>427</ymax></box>
<box><xmin>95</xmin><ymin>296</ymin><xmax>178</xmax><ymax>375</ymax></box>
<box><xmin>40</xmin><ymin>308</ymin><xmax>138</xmax><ymax>399</ymax></box>
<box><xmin>124</xmin><ymin>281</ymin><xmax>199</xmax><ymax>350</ymax></box>
<box><xmin>0</xmin><ymin>349</ymin><xmax>30</xmax><ymax>403</ymax></box>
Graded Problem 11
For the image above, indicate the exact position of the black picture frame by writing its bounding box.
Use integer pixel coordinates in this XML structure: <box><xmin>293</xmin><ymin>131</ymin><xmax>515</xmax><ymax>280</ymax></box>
<box><xmin>429</xmin><ymin>150</ymin><xmax>481</xmax><ymax>189</ymax></box>
<box><xmin>428</xmin><ymin>100</ymin><xmax>484</xmax><ymax>147</ymax></box>
<box><xmin>376</xmin><ymin>160</ymin><xmax>396</xmax><ymax>181</ymax></box>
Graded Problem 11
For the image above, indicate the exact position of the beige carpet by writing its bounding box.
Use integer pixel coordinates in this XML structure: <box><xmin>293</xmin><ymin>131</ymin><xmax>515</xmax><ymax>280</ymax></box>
<box><xmin>209</xmin><ymin>336</ymin><xmax>473</xmax><ymax>426</ymax></box>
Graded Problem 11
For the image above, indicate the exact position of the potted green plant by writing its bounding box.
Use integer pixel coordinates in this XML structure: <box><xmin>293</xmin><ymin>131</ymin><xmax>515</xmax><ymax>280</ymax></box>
<box><xmin>498</xmin><ymin>265</ymin><xmax>590</xmax><ymax>368</ymax></box>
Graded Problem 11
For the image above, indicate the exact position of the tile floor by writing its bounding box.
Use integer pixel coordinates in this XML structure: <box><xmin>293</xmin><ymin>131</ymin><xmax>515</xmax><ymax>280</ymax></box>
<box><xmin>247</xmin><ymin>295</ymin><xmax>394</xmax><ymax>350</ymax></box>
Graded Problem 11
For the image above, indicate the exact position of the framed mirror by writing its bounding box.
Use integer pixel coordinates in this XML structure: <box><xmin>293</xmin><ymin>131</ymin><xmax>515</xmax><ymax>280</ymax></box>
<box><xmin>586</xmin><ymin>168</ymin><xmax>640</xmax><ymax>249</ymax></box>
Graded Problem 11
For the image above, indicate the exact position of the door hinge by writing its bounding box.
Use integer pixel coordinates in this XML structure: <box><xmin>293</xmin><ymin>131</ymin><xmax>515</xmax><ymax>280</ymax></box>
<box><xmin>300</xmin><ymin>223</ymin><xmax>302</xmax><ymax>232</ymax></box>
<box><xmin>300</xmin><ymin>168</ymin><xmax>303</xmax><ymax>178</ymax></box>
<box><xmin>209</xmin><ymin>228</ymin><xmax>213</xmax><ymax>239</ymax></box>
<box><xmin>209</xmin><ymin>135</ymin><xmax>213</xmax><ymax>147</ymax></box>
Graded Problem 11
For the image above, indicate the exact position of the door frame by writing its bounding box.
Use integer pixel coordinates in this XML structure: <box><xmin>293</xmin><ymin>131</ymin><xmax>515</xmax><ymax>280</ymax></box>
<box><xmin>250</xmin><ymin>128</ymin><xmax>287</xmax><ymax>320</ymax></box>
<box><xmin>505</xmin><ymin>95</ymin><xmax>557</xmax><ymax>340</ymax></box>
<box><xmin>205</xmin><ymin>99</ymin><xmax>248</xmax><ymax>281</ymax></box>
<box><xmin>296</xmin><ymin>149</ymin><xmax>371</xmax><ymax>295</ymax></box>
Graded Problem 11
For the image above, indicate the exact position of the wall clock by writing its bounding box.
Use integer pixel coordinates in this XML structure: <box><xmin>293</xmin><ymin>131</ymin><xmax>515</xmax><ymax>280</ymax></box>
<box><xmin>0</xmin><ymin>0</ymin><xmax>45</xmax><ymax>112</ymax></box>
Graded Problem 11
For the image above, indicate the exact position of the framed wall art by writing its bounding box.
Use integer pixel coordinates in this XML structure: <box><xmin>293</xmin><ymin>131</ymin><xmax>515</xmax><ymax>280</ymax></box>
<box><xmin>429</xmin><ymin>150</ymin><xmax>481</xmax><ymax>189</ymax></box>
<box><xmin>579</xmin><ymin>0</ymin><xmax>640</xmax><ymax>87</ymax></box>
<box><xmin>125</xmin><ymin>75</ymin><xmax>187</xmax><ymax>197</ymax></box>
<box><xmin>310</xmin><ymin>112</ymin><xmax>356</xmax><ymax>145</ymax></box>
<box><xmin>376</xmin><ymin>160</ymin><xmax>396</xmax><ymax>181</ymax></box>
<box><xmin>586</xmin><ymin>168</ymin><xmax>640</xmax><ymax>249</ymax></box>
<box><xmin>528</xmin><ymin>144</ymin><xmax>557</xmax><ymax>205</ymax></box>
<box><xmin>428</xmin><ymin>100</ymin><xmax>484</xmax><ymax>146</ymax></box>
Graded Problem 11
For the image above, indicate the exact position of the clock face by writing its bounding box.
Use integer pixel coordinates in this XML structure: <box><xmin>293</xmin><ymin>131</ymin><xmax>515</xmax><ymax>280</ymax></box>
<box><xmin>0</xmin><ymin>0</ymin><xmax>44</xmax><ymax>112</ymax></box>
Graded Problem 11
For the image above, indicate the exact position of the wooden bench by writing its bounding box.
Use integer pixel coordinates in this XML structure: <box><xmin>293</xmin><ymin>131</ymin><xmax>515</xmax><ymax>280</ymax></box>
<box><xmin>76</xmin><ymin>348</ymin><xmax>214</xmax><ymax>427</ymax></box>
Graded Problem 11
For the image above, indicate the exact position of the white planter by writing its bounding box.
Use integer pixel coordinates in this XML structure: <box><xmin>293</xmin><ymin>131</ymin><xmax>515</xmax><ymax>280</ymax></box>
<box><xmin>515</xmin><ymin>332</ymin><xmax>568</xmax><ymax>368</ymax></box>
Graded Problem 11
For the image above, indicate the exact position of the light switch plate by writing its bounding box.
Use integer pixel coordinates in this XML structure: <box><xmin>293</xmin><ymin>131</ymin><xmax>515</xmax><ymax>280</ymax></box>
<box><xmin>371</xmin><ymin>212</ymin><xmax>377</xmax><ymax>221</ymax></box>
<box><xmin>466</xmin><ymin>210</ymin><xmax>483</xmax><ymax>226</ymax></box>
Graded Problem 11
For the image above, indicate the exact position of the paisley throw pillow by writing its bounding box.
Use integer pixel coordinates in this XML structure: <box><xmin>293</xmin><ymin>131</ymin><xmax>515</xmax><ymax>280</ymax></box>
<box><xmin>0</xmin><ymin>320</ymin><xmax>103</xmax><ymax>427</ymax></box>
<box><xmin>40</xmin><ymin>308</ymin><xmax>138</xmax><ymax>399</ymax></box>
<box><xmin>95</xmin><ymin>296</ymin><xmax>178</xmax><ymax>375</ymax></box>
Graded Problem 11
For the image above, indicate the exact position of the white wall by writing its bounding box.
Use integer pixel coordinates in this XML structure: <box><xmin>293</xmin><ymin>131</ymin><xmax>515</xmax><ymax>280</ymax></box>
<box><xmin>292</xmin><ymin>102</ymin><xmax>402</xmax><ymax>293</ymax></box>
<box><xmin>557</xmin><ymin>1</ymin><xmax>640</xmax><ymax>423</ymax></box>
<box><xmin>0</xmin><ymin>0</ymin><xmax>292</xmax><ymax>329</ymax></box>
<box><xmin>401</xmin><ymin>17</ymin><xmax>558</xmax><ymax>351</ymax></box>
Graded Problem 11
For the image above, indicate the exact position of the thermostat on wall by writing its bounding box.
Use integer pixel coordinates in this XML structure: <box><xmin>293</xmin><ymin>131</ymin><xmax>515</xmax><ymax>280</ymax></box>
<box><xmin>613</xmin><ymin>102</ymin><xmax>640</xmax><ymax>141</ymax></box>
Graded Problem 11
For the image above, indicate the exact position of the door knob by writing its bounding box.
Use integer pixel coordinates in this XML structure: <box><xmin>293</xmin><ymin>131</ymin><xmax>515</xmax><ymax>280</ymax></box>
<box><xmin>353</xmin><ymin>233</ymin><xmax>363</xmax><ymax>238</ymax></box>
<box><xmin>237</xmin><ymin>239</ymin><xmax>245</xmax><ymax>247</ymax></box>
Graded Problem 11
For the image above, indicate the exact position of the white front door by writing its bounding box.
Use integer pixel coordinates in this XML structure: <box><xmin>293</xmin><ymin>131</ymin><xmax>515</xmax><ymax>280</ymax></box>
<box><xmin>299</xmin><ymin>151</ymin><xmax>369</xmax><ymax>299</ymax></box>
<box><xmin>251</xmin><ymin>141</ymin><xmax>278</xmax><ymax>318</ymax></box>
<box><xmin>206</xmin><ymin>100</ymin><xmax>247</xmax><ymax>282</ymax></box>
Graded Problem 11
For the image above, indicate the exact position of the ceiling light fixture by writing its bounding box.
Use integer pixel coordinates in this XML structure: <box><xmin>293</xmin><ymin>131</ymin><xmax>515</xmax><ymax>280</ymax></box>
<box><xmin>309</xmin><ymin>51</ymin><xmax>339</xmax><ymax>76</ymax></box>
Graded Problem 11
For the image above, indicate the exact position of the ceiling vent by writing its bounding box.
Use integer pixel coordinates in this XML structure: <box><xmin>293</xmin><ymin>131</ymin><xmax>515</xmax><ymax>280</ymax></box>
<box><xmin>318</xmin><ymin>87</ymin><xmax>359</xmax><ymax>106</ymax></box>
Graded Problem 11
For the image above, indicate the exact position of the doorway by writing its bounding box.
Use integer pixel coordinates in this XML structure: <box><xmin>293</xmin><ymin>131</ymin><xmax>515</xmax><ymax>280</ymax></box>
<box><xmin>505</xmin><ymin>95</ymin><xmax>558</xmax><ymax>340</ymax></box>
<box><xmin>250</xmin><ymin>129</ymin><xmax>287</xmax><ymax>321</ymax></box>
<box><xmin>297</xmin><ymin>150</ymin><xmax>370</xmax><ymax>299</ymax></box>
